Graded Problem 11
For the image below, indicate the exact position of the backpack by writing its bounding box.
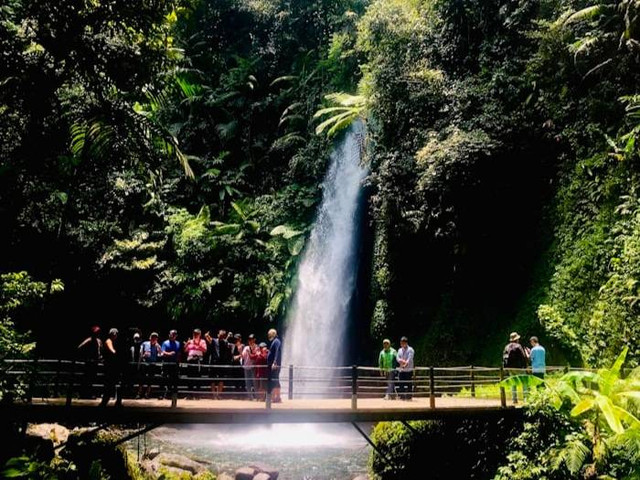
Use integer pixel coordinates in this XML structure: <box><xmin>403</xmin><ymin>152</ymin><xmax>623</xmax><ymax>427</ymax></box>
<box><xmin>503</xmin><ymin>343</ymin><xmax>525</xmax><ymax>368</ymax></box>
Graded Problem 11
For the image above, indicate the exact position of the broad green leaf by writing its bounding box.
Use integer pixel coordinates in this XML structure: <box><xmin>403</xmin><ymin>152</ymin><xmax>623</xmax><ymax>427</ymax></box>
<box><xmin>571</xmin><ymin>398</ymin><xmax>595</xmax><ymax>417</ymax></box>
<box><xmin>596</xmin><ymin>394</ymin><xmax>624</xmax><ymax>433</ymax></box>
<box><xmin>611</xmin><ymin>405</ymin><xmax>640</xmax><ymax>428</ymax></box>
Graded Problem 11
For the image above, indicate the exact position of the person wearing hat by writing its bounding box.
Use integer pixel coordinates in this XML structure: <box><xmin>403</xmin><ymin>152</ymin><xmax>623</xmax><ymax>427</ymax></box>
<box><xmin>379</xmin><ymin>339</ymin><xmax>397</xmax><ymax>400</ymax></box>
<box><xmin>242</xmin><ymin>334</ymin><xmax>259</xmax><ymax>400</ymax></box>
<box><xmin>397</xmin><ymin>336</ymin><xmax>415</xmax><ymax>401</ymax></box>
<box><xmin>502</xmin><ymin>332</ymin><xmax>529</xmax><ymax>404</ymax></box>
<box><xmin>130</xmin><ymin>331</ymin><xmax>142</xmax><ymax>363</ymax></box>
<box><xmin>138</xmin><ymin>332</ymin><xmax>162</xmax><ymax>399</ymax></box>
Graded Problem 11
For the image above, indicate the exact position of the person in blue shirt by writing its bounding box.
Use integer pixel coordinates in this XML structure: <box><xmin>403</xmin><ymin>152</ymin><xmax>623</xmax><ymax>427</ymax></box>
<box><xmin>138</xmin><ymin>332</ymin><xmax>161</xmax><ymax>399</ymax></box>
<box><xmin>161</xmin><ymin>329</ymin><xmax>181</xmax><ymax>400</ymax></box>
<box><xmin>267</xmin><ymin>328</ymin><xmax>282</xmax><ymax>403</ymax></box>
<box><xmin>529</xmin><ymin>336</ymin><xmax>546</xmax><ymax>379</ymax></box>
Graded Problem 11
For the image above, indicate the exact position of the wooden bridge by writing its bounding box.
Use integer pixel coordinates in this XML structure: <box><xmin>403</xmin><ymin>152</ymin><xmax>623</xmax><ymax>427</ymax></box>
<box><xmin>1</xmin><ymin>360</ymin><xmax>536</xmax><ymax>424</ymax></box>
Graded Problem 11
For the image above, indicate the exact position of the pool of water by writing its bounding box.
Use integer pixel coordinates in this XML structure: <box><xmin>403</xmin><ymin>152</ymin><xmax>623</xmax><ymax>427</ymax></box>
<box><xmin>127</xmin><ymin>423</ymin><xmax>371</xmax><ymax>479</ymax></box>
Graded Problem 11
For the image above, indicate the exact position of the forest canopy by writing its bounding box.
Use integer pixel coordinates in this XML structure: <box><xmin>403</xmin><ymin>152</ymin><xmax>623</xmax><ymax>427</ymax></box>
<box><xmin>1</xmin><ymin>0</ymin><xmax>639</xmax><ymax>368</ymax></box>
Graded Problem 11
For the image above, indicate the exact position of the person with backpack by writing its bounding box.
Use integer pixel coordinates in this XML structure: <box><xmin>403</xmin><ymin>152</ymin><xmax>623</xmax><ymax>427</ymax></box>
<box><xmin>502</xmin><ymin>332</ymin><xmax>529</xmax><ymax>404</ymax></box>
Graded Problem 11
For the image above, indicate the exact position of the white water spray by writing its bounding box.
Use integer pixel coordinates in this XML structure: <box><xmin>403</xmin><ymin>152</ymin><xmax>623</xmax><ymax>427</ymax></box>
<box><xmin>283</xmin><ymin>121</ymin><xmax>368</xmax><ymax>394</ymax></box>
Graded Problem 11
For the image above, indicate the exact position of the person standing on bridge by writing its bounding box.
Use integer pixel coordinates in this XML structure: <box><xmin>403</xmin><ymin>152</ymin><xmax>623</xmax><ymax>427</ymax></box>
<box><xmin>267</xmin><ymin>328</ymin><xmax>282</xmax><ymax>403</ymax></box>
<box><xmin>206</xmin><ymin>329</ymin><xmax>231</xmax><ymax>399</ymax></box>
<box><xmin>100</xmin><ymin>328</ymin><xmax>124</xmax><ymax>407</ymax></box>
<box><xmin>397</xmin><ymin>336</ymin><xmax>414</xmax><ymax>401</ymax></box>
<box><xmin>161</xmin><ymin>329</ymin><xmax>181</xmax><ymax>400</ymax></box>
<box><xmin>184</xmin><ymin>329</ymin><xmax>207</xmax><ymax>399</ymax></box>
<box><xmin>255</xmin><ymin>342</ymin><xmax>269</xmax><ymax>401</ymax></box>
<box><xmin>529</xmin><ymin>336</ymin><xmax>546</xmax><ymax>379</ymax></box>
<box><xmin>503</xmin><ymin>332</ymin><xmax>529</xmax><ymax>404</ymax></box>
<box><xmin>379</xmin><ymin>339</ymin><xmax>397</xmax><ymax>400</ymax></box>
<box><xmin>242</xmin><ymin>334</ymin><xmax>259</xmax><ymax>400</ymax></box>
<box><xmin>77</xmin><ymin>325</ymin><xmax>102</xmax><ymax>399</ymax></box>
<box><xmin>138</xmin><ymin>332</ymin><xmax>162</xmax><ymax>399</ymax></box>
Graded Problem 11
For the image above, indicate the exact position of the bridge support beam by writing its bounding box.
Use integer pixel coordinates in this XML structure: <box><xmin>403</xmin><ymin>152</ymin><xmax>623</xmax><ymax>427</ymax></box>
<box><xmin>351</xmin><ymin>422</ymin><xmax>397</xmax><ymax>471</ymax></box>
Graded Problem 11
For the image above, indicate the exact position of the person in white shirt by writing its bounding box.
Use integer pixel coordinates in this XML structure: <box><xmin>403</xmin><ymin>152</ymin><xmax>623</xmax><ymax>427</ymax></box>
<box><xmin>396</xmin><ymin>336</ymin><xmax>415</xmax><ymax>401</ymax></box>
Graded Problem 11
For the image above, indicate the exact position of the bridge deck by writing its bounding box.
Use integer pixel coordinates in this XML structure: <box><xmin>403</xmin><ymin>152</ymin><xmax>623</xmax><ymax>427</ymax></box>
<box><xmin>4</xmin><ymin>397</ymin><xmax>521</xmax><ymax>424</ymax></box>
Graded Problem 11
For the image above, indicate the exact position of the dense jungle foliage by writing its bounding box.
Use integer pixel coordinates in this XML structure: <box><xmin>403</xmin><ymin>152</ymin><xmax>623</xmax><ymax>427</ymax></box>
<box><xmin>1</xmin><ymin>0</ymin><xmax>640</xmax><ymax>374</ymax></box>
<box><xmin>2</xmin><ymin>0</ymin><xmax>640</xmax><ymax>478</ymax></box>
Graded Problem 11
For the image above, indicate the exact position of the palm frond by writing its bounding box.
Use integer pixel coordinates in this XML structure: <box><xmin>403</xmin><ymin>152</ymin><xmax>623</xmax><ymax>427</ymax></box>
<box><xmin>564</xmin><ymin>5</ymin><xmax>604</xmax><ymax>25</ymax></box>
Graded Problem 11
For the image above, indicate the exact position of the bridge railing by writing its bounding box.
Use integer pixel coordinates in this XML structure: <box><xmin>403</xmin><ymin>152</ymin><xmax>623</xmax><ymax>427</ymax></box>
<box><xmin>1</xmin><ymin>359</ymin><xmax>576</xmax><ymax>410</ymax></box>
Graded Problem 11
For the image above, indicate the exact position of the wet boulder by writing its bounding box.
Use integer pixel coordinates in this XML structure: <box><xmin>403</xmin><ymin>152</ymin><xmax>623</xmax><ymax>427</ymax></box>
<box><xmin>249</xmin><ymin>462</ymin><xmax>279</xmax><ymax>479</ymax></box>
<box><xmin>235</xmin><ymin>466</ymin><xmax>257</xmax><ymax>480</ymax></box>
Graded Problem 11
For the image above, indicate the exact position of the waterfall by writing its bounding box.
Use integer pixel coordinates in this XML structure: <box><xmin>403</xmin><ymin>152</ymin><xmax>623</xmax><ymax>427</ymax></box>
<box><xmin>282</xmin><ymin>121</ymin><xmax>368</xmax><ymax>395</ymax></box>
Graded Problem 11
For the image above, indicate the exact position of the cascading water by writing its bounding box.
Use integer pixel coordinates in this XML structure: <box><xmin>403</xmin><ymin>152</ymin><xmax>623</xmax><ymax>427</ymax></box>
<box><xmin>283</xmin><ymin>120</ymin><xmax>368</xmax><ymax>394</ymax></box>
<box><xmin>143</xmin><ymin>122</ymin><xmax>371</xmax><ymax>480</ymax></box>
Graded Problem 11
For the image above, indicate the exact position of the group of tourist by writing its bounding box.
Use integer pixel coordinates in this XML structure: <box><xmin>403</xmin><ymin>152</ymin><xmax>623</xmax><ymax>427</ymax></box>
<box><xmin>77</xmin><ymin>326</ymin><xmax>283</xmax><ymax>407</ymax></box>
<box><xmin>377</xmin><ymin>332</ymin><xmax>547</xmax><ymax>403</ymax></box>
<box><xmin>502</xmin><ymin>331</ymin><xmax>546</xmax><ymax>403</ymax></box>
<box><xmin>377</xmin><ymin>336</ymin><xmax>415</xmax><ymax>401</ymax></box>
<box><xmin>79</xmin><ymin>325</ymin><xmax>546</xmax><ymax>406</ymax></box>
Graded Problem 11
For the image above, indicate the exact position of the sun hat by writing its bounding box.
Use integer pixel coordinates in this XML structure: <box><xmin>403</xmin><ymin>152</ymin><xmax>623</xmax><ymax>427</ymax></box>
<box><xmin>509</xmin><ymin>332</ymin><xmax>521</xmax><ymax>342</ymax></box>
<box><xmin>259</xmin><ymin>342</ymin><xmax>267</xmax><ymax>348</ymax></box>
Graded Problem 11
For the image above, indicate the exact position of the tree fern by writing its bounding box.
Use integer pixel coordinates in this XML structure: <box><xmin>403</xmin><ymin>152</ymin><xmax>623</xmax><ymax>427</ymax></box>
<box><xmin>313</xmin><ymin>92</ymin><xmax>366</xmax><ymax>137</ymax></box>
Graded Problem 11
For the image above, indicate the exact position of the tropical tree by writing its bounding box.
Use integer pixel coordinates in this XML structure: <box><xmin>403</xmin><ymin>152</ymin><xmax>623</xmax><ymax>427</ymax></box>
<box><xmin>547</xmin><ymin>347</ymin><xmax>640</xmax><ymax>478</ymax></box>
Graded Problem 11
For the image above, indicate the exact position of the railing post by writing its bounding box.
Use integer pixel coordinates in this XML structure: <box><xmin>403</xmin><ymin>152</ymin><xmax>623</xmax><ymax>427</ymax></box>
<box><xmin>470</xmin><ymin>365</ymin><xmax>476</xmax><ymax>398</ymax></box>
<box><xmin>66</xmin><ymin>359</ymin><xmax>75</xmax><ymax>407</ymax></box>
<box><xmin>171</xmin><ymin>363</ymin><xmax>179</xmax><ymax>408</ymax></box>
<box><xmin>27</xmin><ymin>357</ymin><xmax>38</xmax><ymax>404</ymax></box>
<box><xmin>266</xmin><ymin>364</ymin><xmax>272</xmax><ymax>409</ymax></box>
<box><xmin>429</xmin><ymin>366</ymin><xmax>435</xmax><ymax>409</ymax></box>
<box><xmin>351</xmin><ymin>365</ymin><xmax>358</xmax><ymax>410</ymax></box>
<box><xmin>288</xmin><ymin>364</ymin><xmax>294</xmax><ymax>401</ymax></box>
<box><xmin>53</xmin><ymin>358</ymin><xmax>62</xmax><ymax>397</ymax></box>
<box><xmin>499</xmin><ymin>366</ymin><xmax>506</xmax><ymax>408</ymax></box>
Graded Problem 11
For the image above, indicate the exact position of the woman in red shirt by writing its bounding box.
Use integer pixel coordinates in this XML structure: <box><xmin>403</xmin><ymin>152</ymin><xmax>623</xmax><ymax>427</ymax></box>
<box><xmin>184</xmin><ymin>329</ymin><xmax>207</xmax><ymax>399</ymax></box>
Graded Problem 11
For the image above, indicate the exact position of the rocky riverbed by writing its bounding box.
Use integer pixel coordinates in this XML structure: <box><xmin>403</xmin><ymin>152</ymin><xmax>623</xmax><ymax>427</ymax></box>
<box><xmin>127</xmin><ymin>424</ymin><xmax>371</xmax><ymax>479</ymax></box>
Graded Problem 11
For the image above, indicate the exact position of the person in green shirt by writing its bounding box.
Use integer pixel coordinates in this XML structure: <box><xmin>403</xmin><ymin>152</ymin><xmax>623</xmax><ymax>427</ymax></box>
<box><xmin>378</xmin><ymin>339</ymin><xmax>397</xmax><ymax>400</ymax></box>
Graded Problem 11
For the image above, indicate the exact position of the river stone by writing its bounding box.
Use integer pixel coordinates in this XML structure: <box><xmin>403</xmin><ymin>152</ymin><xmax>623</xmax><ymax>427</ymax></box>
<box><xmin>352</xmin><ymin>476</ymin><xmax>370</xmax><ymax>480</ymax></box>
<box><xmin>151</xmin><ymin>452</ymin><xmax>206</xmax><ymax>474</ymax></box>
<box><xmin>249</xmin><ymin>462</ymin><xmax>279</xmax><ymax>479</ymax></box>
<box><xmin>235</xmin><ymin>466</ymin><xmax>257</xmax><ymax>480</ymax></box>
<box><xmin>253</xmin><ymin>473</ymin><xmax>271</xmax><ymax>480</ymax></box>
<box><xmin>144</xmin><ymin>448</ymin><xmax>160</xmax><ymax>460</ymax></box>
<box><xmin>27</xmin><ymin>423</ymin><xmax>69</xmax><ymax>446</ymax></box>
<box><xmin>218</xmin><ymin>473</ymin><xmax>235</xmax><ymax>480</ymax></box>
